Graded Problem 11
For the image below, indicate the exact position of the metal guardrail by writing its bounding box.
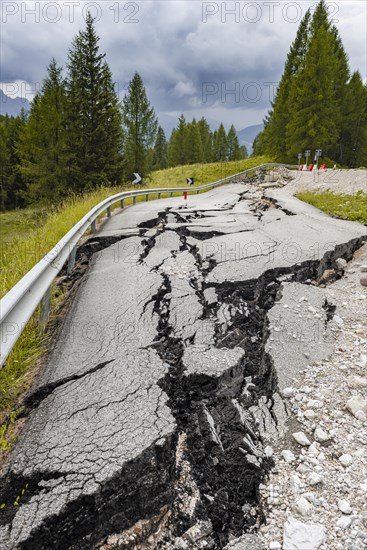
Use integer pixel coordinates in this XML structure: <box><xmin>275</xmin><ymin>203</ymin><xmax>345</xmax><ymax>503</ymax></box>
<box><xmin>0</xmin><ymin>162</ymin><xmax>296</xmax><ymax>367</ymax></box>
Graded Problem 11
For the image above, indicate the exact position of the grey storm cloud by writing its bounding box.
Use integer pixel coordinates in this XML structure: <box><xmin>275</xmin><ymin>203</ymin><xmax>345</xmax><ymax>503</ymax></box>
<box><xmin>1</xmin><ymin>0</ymin><xmax>366</xmax><ymax>128</ymax></box>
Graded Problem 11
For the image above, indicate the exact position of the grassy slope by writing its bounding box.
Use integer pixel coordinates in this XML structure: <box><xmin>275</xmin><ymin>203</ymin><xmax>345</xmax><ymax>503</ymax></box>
<box><xmin>0</xmin><ymin>156</ymin><xmax>270</xmax><ymax>432</ymax></box>
<box><xmin>296</xmin><ymin>191</ymin><xmax>367</xmax><ymax>224</ymax></box>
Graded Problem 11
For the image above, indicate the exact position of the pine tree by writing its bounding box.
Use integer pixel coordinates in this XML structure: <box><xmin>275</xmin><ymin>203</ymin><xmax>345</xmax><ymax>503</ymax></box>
<box><xmin>152</xmin><ymin>126</ymin><xmax>168</xmax><ymax>170</ymax></box>
<box><xmin>197</xmin><ymin>117</ymin><xmax>213</xmax><ymax>162</ymax></box>
<box><xmin>286</xmin><ymin>7</ymin><xmax>340</xmax><ymax>158</ymax></box>
<box><xmin>18</xmin><ymin>59</ymin><xmax>68</xmax><ymax>202</ymax></box>
<box><xmin>254</xmin><ymin>9</ymin><xmax>311</xmax><ymax>160</ymax></box>
<box><xmin>66</xmin><ymin>12</ymin><xmax>123</xmax><ymax>190</ymax></box>
<box><xmin>329</xmin><ymin>25</ymin><xmax>351</xmax><ymax>162</ymax></box>
<box><xmin>340</xmin><ymin>72</ymin><xmax>367</xmax><ymax>167</ymax></box>
<box><xmin>168</xmin><ymin>115</ymin><xmax>188</xmax><ymax>166</ymax></box>
<box><xmin>0</xmin><ymin>114</ymin><xmax>27</xmax><ymax>209</ymax></box>
<box><xmin>122</xmin><ymin>72</ymin><xmax>158</xmax><ymax>177</ymax></box>
<box><xmin>227</xmin><ymin>125</ymin><xmax>242</xmax><ymax>160</ymax></box>
<box><xmin>214</xmin><ymin>123</ymin><xmax>228</xmax><ymax>161</ymax></box>
<box><xmin>254</xmin><ymin>0</ymin><xmax>363</xmax><ymax>166</ymax></box>
<box><xmin>185</xmin><ymin>119</ymin><xmax>204</xmax><ymax>164</ymax></box>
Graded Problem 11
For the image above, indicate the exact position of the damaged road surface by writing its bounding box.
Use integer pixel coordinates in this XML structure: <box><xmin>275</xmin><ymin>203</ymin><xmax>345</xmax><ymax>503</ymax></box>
<box><xmin>0</xmin><ymin>184</ymin><xmax>365</xmax><ymax>550</ymax></box>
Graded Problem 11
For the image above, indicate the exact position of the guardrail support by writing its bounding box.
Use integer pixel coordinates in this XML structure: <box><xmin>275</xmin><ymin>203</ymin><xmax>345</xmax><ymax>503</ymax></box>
<box><xmin>158</xmin><ymin>193</ymin><xmax>161</xmax><ymax>199</ymax></box>
<box><xmin>91</xmin><ymin>220</ymin><xmax>97</xmax><ymax>233</ymax></box>
<box><xmin>120</xmin><ymin>199</ymin><xmax>124</xmax><ymax>209</ymax></box>
<box><xmin>145</xmin><ymin>194</ymin><xmax>149</xmax><ymax>201</ymax></box>
<box><xmin>133</xmin><ymin>196</ymin><xmax>136</xmax><ymax>205</ymax></box>
<box><xmin>40</xmin><ymin>286</ymin><xmax>51</xmax><ymax>327</ymax></box>
<box><xmin>107</xmin><ymin>206</ymin><xmax>111</xmax><ymax>217</ymax></box>
<box><xmin>170</xmin><ymin>192</ymin><xmax>173</xmax><ymax>197</ymax></box>
<box><xmin>67</xmin><ymin>245</ymin><xmax>77</xmax><ymax>275</ymax></box>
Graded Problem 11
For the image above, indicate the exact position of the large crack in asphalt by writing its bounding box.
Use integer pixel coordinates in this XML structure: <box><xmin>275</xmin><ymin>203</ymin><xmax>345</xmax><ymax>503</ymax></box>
<box><xmin>143</xmin><ymin>208</ymin><xmax>365</xmax><ymax>547</ymax></box>
<box><xmin>0</xmin><ymin>190</ymin><xmax>365</xmax><ymax>550</ymax></box>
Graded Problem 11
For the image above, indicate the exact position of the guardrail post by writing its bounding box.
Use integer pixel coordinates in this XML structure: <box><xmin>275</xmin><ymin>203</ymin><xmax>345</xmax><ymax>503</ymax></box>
<box><xmin>91</xmin><ymin>220</ymin><xmax>97</xmax><ymax>233</ymax></box>
<box><xmin>170</xmin><ymin>192</ymin><xmax>173</xmax><ymax>197</ymax></box>
<box><xmin>40</xmin><ymin>286</ymin><xmax>51</xmax><ymax>327</ymax></box>
<box><xmin>145</xmin><ymin>194</ymin><xmax>149</xmax><ymax>201</ymax></box>
<box><xmin>67</xmin><ymin>245</ymin><xmax>77</xmax><ymax>275</ymax></box>
<box><xmin>197</xmin><ymin>190</ymin><xmax>200</xmax><ymax>194</ymax></box>
<box><xmin>133</xmin><ymin>197</ymin><xmax>136</xmax><ymax>205</ymax></box>
<box><xmin>120</xmin><ymin>199</ymin><xmax>124</xmax><ymax>209</ymax></box>
<box><xmin>107</xmin><ymin>206</ymin><xmax>111</xmax><ymax>217</ymax></box>
<box><xmin>158</xmin><ymin>193</ymin><xmax>161</xmax><ymax>199</ymax></box>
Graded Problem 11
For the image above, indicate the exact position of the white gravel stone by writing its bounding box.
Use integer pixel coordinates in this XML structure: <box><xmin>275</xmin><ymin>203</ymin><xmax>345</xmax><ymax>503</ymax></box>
<box><xmin>355</xmin><ymin>410</ymin><xmax>366</xmax><ymax>421</ymax></box>
<box><xmin>314</xmin><ymin>426</ymin><xmax>330</xmax><ymax>443</ymax></box>
<box><xmin>294</xmin><ymin>496</ymin><xmax>313</xmax><ymax>516</ymax></box>
<box><xmin>293</xmin><ymin>432</ymin><xmax>311</xmax><ymax>446</ymax></box>
<box><xmin>282</xmin><ymin>450</ymin><xmax>296</xmax><ymax>463</ymax></box>
<box><xmin>304</xmin><ymin>409</ymin><xmax>316</xmax><ymax>420</ymax></box>
<box><xmin>339</xmin><ymin>454</ymin><xmax>353</xmax><ymax>467</ymax></box>
<box><xmin>265</xmin><ymin>446</ymin><xmax>274</xmax><ymax>457</ymax></box>
<box><xmin>283</xmin><ymin>387</ymin><xmax>296</xmax><ymax>398</ymax></box>
<box><xmin>269</xmin><ymin>542</ymin><xmax>281</xmax><ymax>550</ymax></box>
<box><xmin>335</xmin><ymin>258</ymin><xmax>347</xmax><ymax>270</ymax></box>
<box><xmin>307</xmin><ymin>400</ymin><xmax>323</xmax><ymax>409</ymax></box>
<box><xmin>337</xmin><ymin>516</ymin><xmax>353</xmax><ymax>529</ymax></box>
<box><xmin>338</xmin><ymin>499</ymin><xmax>352</xmax><ymax>514</ymax></box>
<box><xmin>359</xmin><ymin>479</ymin><xmax>367</xmax><ymax>493</ymax></box>
<box><xmin>346</xmin><ymin>375</ymin><xmax>367</xmax><ymax>389</ymax></box>
<box><xmin>283</xmin><ymin>516</ymin><xmax>326</xmax><ymax>549</ymax></box>
<box><xmin>345</xmin><ymin>395</ymin><xmax>367</xmax><ymax>416</ymax></box>
<box><xmin>333</xmin><ymin>314</ymin><xmax>344</xmax><ymax>326</ymax></box>
<box><xmin>308</xmin><ymin>473</ymin><xmax>323</xmax><ymax>486</ymax></box>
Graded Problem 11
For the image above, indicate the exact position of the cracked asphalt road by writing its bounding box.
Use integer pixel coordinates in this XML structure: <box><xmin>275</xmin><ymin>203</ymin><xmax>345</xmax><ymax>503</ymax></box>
<box><xmin>0</xmin><ymin>183</ymin><xmax>365</xmax><ymax>550</ymax></box>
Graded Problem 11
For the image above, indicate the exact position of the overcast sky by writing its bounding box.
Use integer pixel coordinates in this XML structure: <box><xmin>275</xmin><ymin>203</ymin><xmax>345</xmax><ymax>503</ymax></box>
<box><xmin>1</xmin><ymin>0</ymin><xmax>366</xmax><ymax>129</ymax></box>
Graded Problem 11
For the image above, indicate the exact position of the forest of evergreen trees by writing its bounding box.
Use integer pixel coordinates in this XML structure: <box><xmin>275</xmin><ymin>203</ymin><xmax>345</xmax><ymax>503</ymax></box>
<box><xmin>253</xmin><ymin>0</ymin><xmax>367</xmax><ymax>166</ymax></box>
<box><xmin>1</xmin><ymin>1</ymin><xmax>366</xmax><ymax>211</ymax></box>
<box><xmin>0</xmin><ymin>13</ymin><xmax>244</xmax><ymax>211</ymax></box>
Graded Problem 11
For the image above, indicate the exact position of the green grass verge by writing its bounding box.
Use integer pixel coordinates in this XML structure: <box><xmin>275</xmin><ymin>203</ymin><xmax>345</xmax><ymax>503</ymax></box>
<box><xmin>0</xmin><ymin>156</ymin><xmax>271</xmax><ymax>440</ymax></box>
<box><xmin>296</xmin><ymin>190</ymin><xmax>367</xmax><ymax>224</ymax></box>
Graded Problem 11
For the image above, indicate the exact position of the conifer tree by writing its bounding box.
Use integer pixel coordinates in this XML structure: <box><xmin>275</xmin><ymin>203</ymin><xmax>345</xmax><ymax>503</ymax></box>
<box><xmin>185</xmin><ymin>119</ymin><xmax>204</xmax><ymax>164</ymax></box>
<box><xmin>18</xmin><ymin>59</ymin><xmax>68</xmax><ymax>202</ymax></box>
<box><xmin>254</xmin><ymin>9</ymin><xmax>311</xmax><ymax>159</ymax></box>
<box><xmin>168</xmin><ymin>115</ymin><xmax>188</xmax><ymax>166</ymax></box>
<box><xmin>122</xmin><ymin>72</ymin><xmax>158</xmax><ymax>176</ymax></box>
<box><xmin>152</xmin><ymin>126</ymin><xmax>168</xmax><ymax>170</ymax></box>
<box><xmin>254</xmin><ymin>0</ymin><xmax>364</xmax><ymax>166</ymax></box>
<box><xmin>286</xmin><ymin>7</ymin><xmax>340</xmax><ymax>158</ymax></box>
<box><xmin>340</xmin><ymin>72</ymin><xmax>367</xmax><ymax>167</ymax></box>
<box><xmin>227</xmin><ymin>125</ymin><xmax>242</xmax><ymax>160</ymax></box>
<box><xmin>66</xmin><ymin>12</ymin><xmax>123</xmax><ymax>190</ymax></box>
<box><xmin>197</xmin><ymin>117</ymin><xmax>213</xmax><ymax>162</ymax></box>
<box><xmin>0</xmin><ymin>113</ymin><xmax>26</xmax><ymax>209</ymax></box>
<box><xmin>214</xmin><ymin>123</ymin><xmax>228</xmax><ymax>161</ymax></box>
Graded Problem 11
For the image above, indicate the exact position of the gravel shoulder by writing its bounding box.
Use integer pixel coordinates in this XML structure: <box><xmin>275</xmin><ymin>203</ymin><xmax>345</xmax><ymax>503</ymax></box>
<box><xmin>283</xmin><ymin>169</ymin><xmax>367</xmax><ymax>196</ymax></box>
<box><xmin>257</xmin><ymin>244</ymin><xmax>367</xmax><ymax>550</ymax></box>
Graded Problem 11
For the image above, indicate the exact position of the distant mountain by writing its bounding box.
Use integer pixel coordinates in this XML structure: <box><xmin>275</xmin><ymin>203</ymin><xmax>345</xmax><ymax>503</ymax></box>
<box><xmin>0</xmin><ymin>90</ymin><xmax>30</xmax><ymax>117</ymax></box>
<box><xmin>237</xmin><ymin>123</ymin><xmax>264</xmax><ymax>154</ymax></box>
